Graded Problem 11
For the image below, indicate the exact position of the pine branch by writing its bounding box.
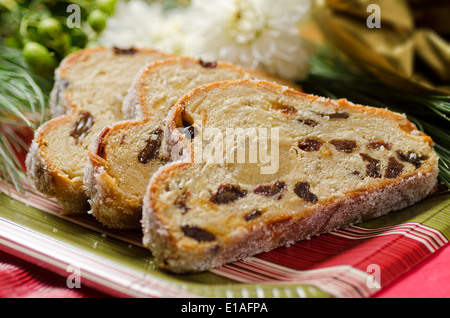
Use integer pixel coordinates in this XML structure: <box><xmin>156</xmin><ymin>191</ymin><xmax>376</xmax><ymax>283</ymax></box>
<box><xmin>0</xmin><ymin>44</ymin><xmax>52</xmax><ymax>193</ymax></box>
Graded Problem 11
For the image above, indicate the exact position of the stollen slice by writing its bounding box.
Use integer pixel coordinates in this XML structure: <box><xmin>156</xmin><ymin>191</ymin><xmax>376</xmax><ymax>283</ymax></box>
<box><xmin>26</xmin><ymin>46</ymin><xmax>173</xmax><ymax>214</ymax></box>
<box><xmin>142</xmin><ymin>79</ymin><xmax>439</xmax><ymax>273</ymax></box>
<box><xmin>85</xmin><ymin>56</ymin><xmax>301</xmax><ymax>229</ymax></box>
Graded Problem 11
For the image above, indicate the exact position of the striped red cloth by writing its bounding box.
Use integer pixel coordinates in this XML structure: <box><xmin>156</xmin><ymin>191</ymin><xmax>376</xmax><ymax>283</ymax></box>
<box><xmin>2</xmin><ymin>124</ymin><xmax>448</xmax><ymax>298</ymax></box>
<box><xmin>209</xmin><ymin>221</ymin><xmax>449</xmax><ymax>298</ymax></box>
<box><xmin>1</xmin><ymin>235</ymin><xmax>449</xmax><ymax>298</ymax></box>
<box><xmin>0</xmin><ymin>250</ymin><xmax>110</xmax><ymax>298</ymax></box>
<box><xmin>373</xmin><ymin>242</ymin><xmax>450</xmax><ymax>298</ymax></box>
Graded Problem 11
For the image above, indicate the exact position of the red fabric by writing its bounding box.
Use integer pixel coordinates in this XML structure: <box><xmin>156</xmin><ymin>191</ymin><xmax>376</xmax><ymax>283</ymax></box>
<box><xmin>3</xmin><ymin>125</ymin><xmax>447</xmax><ymax>298</ymax></box>
<box><xmin>0</xmin><ymin>250</ymin><xmax>111</xmax><ymax>298</ymax></box>
<box><xmin>1</xmin><ymin>244</ymin><xmax>449</xmax><ymax>298</ymax></box>
<box><xmin>372</xmin><ymin>242</ymin><xmax>450</xmax><ymax>298</ymax></box>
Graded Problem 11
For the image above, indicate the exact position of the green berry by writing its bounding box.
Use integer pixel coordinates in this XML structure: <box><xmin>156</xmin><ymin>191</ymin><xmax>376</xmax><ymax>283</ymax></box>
<box><xmin>5</xmin><ymin>36</ymin><xmax>21</xmax><ymax>49</ymax></box>
<box><xmin>66</xmin><ymin>46</ymin><xmax>81</xmax><ymax>56</ymax></box>
<box><xmin>69</xmin><ymin>28</ymin><xmax>88</xmax><ymax>48</ymax></box>
<box><xmin>53</xmin><ymin>32</ymin><xmax>72</xmax><ymax>55</ymax></box>
<box><xmin>96</xmin><ymin>0</ymin><xmax>117</xmax><ymax>15</ymax></box>
<box><xmin>88</xmin><ymin>9</ymin><xmax>107</xmax><ymax>33</ymax></box>
<box><xmin>22</xmin><ymin>42</ymin><xmax>56</xmax><ymax>77</ymax></box>
<box><xmin>38</xmin><ymin>17</ymin><xmax>62</xmax><ymax>38</ymax></box>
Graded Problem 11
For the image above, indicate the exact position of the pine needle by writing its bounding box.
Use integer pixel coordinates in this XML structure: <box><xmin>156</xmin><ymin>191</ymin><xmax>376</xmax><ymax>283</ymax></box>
<box><xmin>0</xmin><ymin>44</ymin><xmax>52</xmax><ymax>193</ymax></box>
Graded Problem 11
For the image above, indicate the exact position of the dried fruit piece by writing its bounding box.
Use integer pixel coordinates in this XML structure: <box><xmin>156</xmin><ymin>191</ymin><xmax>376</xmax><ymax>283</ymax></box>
<box><xmin>385</xmin><ymin>157</ymin><xmax>404</xmax><ymax>179</ymax></box>
<box><xmin>199</xmin><ymin>59</ymin><xmax>217</xmax><ymax>68</ymax></box>
<box><xmin>113</xmin><ymin>47</ymin><xmax>137</xmax><ymax>55</ymax></box>
<box><xmin>318</xmin><ymin>111</ymin><xmax>349</xmax><ymax>119</ymax></box>
<box><xmin>298</xmin><ymin>138</ymin><xmax>323</xmax><ymax>152</ymax></box>
<box><xmin>329</xmin><ymin>112</ymin><xmax>349</xmax><ymax>119</ymax></box>
<box><xmin>367</xmin><ymin>140</ymin><xmax>392</xmax><ymax>150</ymax></box>
<box><xmin>138</xmin><ymin>129</ymin><xmax>163</xmax><ymax>164</ymax></box>
<box><xmin>181</xmin><ymin>225</ymin><xmax>216</xmax><ymax>242</ymax></box>
<box><xmin>360</xmin><ymin>153</ymin><xmax>381</xmax><ymax>178</ymax></box>
<box><xmin>294</xmin><ymin>182</ymin><xmax>318</xmax><ymax>203</ymax></box>
<box><xmin>182</xmin><ymin>120</ymin><xmax>197</xmax><ymax>141</ymax></box>
<box><xmin>330</xmin><ymin>139</ymin><xmax>358</xmax><ymax>153</ymax></box>
<box><xmin>254</xmin><ymin>181</ymin><xmax>287</xmax><ymax>197</ymax></box>
<box><xmin>119</xmin><ymin>135</ymin><xmax>126</xmax><ymax>145</ymax></box>
<box><xmin>397</xmin><ymin>150</ymin><xmax>428</xmax><ymax>169</ymax></box>
<box><xmin>210</xmin><ymin>184</ymin><xmax>247</xmax><ymax>204</ymax></box>
<box><xmin>280</xmin><ymin>105</ymin><xmax>297</xmax><ymax>116</ymax></box>
<box><xmin>271</xmin><ymin>101</ymin><xmax>297</xmax><ymax>116</ymax></box>
<box><xmin>70</xmin><ymin>111</ymin><xmax>94</xmax><ymax>145</ymax></box>
<box><xmin>175</xmin><ymin>191</ymin><xmax>190</xmax><ymax>214</ymax></box>
<box><xmin>297</xmin><ymin>118</ymin><xmax>318</xmax><ymax>127</ymax></box>
<box><xmin>245</xmin><ymin>210</ymin><xmax>262</xmax><ymax>221</ymax></box>
<box><xmin>96</xmin><ymin>127</ymin><xmax>111</xmax><ymax>159</ymax></box>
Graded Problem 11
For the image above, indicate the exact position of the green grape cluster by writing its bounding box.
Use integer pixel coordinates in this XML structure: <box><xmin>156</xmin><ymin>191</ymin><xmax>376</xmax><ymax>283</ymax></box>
<box><xmin>0</xmin><ymin>0</ymin><xmax>118</xmax><ymax>78</ymax></box>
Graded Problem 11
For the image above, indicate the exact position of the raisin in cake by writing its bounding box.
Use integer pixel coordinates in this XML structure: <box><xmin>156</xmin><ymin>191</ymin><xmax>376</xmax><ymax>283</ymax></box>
<box><xmin>142</xmin><ymin>79</ymin><xmax>439</xmax><ymax>273</ymax></box>
<box><xmin>25</xmin><ymin>46</ymin><xmax>173</xmax><ymax>214</ymax></box>
<box><xmin>84</xmin><ymin>56</ymin><xmax>301</xmax><ymax>229</ymax></box>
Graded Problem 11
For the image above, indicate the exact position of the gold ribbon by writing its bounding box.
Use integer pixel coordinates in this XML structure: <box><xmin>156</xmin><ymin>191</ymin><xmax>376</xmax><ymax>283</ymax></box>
<box><xmin>313</xmin><ymin>0</ymin><xmax>450</xmax><ymax>94</ymax></box>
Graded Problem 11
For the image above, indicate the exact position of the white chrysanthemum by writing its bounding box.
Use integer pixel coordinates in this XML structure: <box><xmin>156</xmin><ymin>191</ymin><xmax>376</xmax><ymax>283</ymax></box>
<box><xmin>150</xmin><ymin>9</ymin><xmax>186</xmax><ymax>55</ymax></box>
<box><xmin>99</xmin><ymin>0</ymin><xmax>313</xmax><ymax>80</ymax></box>
<box><xmin>99</xmin><ymin>0</ymin><xmax>186</xmax><ymax>54</ymax></box>
<box><xmin>182</xmin><ymin>0</ymin><xmax>313</xmax><ymax>80</ymax></box>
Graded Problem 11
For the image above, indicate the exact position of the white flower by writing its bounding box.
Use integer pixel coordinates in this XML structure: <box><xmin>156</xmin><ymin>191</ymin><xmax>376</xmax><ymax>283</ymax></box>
<box><xmin>182</xmin><ymin>0</ymin><xmax>313</xmax><ymax>80</ymax></box>
<box><xmin>151</xmin><ymin>9</ymin><xmax>186</xmax><ymax>55</ymax></box>
<box><xmin>99</xmin><ymin>0</ymin><xmax>313</xmax><ymax>80</ymax></box>
<box><xmin>98</xmin><ymin>0</ymin><xmax>185</xmax><ymax>54</ymax></box>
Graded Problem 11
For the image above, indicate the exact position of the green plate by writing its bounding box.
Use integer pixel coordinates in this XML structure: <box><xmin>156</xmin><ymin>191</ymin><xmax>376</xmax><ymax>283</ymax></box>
<box><xmin>1</xmin><ymin>181</ymin><xmax>449</xmax><ymax>298</ymax></box>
